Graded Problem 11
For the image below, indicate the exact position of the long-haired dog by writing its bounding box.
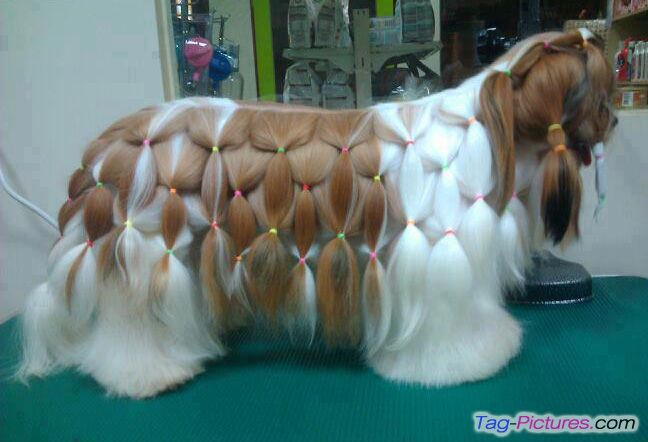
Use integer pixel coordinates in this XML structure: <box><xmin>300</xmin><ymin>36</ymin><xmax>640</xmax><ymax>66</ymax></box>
<box><xmin>17</xmin><ymin>30</ymin><xmax>615</xmax><ymax>398</ymax></box>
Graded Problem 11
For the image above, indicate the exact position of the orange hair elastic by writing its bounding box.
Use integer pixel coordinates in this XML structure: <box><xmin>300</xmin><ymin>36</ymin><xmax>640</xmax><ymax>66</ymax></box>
<box><xmin>553</xmin><ymin>144</ymin><xmax>567</xmax><ymax>154</ymax></box>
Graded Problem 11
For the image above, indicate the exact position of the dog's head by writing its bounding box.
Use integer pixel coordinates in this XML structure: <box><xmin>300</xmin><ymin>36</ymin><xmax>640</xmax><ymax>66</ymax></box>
<box><xmin>479</xmin><ymin>29</ymin><xmax>616</xmax><ymax>244</ymax></box>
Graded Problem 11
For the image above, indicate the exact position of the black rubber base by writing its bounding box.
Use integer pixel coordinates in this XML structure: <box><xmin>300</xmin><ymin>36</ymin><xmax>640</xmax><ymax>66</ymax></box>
<box><xmin>506</xmin><ymin>251</ymin><xmax>593</xmax><ymax>305</ymax></box>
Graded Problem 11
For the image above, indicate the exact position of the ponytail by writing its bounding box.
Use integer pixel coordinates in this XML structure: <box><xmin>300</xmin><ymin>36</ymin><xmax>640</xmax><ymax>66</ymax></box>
<box><xmin>541</xmin><ymin>124</ymin><xmax>582</xmax><ymax>243</ymax></box>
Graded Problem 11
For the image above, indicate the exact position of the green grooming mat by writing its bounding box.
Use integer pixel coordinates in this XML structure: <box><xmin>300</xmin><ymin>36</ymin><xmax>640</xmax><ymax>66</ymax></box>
<box><xmin>1</xmin><ymin>277</ymin><xmax>646</xmax><ymax>441</ymax></box>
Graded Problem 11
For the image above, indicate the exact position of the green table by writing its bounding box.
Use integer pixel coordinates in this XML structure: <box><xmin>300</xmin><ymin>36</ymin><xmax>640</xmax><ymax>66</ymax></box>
<box><xmin>1</xmin><ymin>277</ymin><xmax>646</xmax><ymax>441</ymax></box>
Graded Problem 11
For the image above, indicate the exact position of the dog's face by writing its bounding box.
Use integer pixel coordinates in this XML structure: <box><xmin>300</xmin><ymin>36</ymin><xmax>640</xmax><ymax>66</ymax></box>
<box><xmin>480</xmin><ymin>30</ymin><xmax>616</xmax><ymax>243</ymax></box>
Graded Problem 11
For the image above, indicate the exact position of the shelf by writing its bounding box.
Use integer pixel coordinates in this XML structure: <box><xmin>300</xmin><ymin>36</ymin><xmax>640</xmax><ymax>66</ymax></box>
<box><xmin>613</xmin><ymin>6</ymin><xmax>648</xmax><ymax>23</ymax></box>
<box><xmin>283</xmin><ymin>41</ymin><xmax>441</xmax><ymax>74</ymax></box>
<box><xmin>617</xmin><ymin>80</ymin><xmax>648</xmax><ymax>86</ymax></box>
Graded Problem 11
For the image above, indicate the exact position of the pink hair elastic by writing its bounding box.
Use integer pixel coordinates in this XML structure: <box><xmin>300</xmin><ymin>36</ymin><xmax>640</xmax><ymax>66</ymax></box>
<box><xmin>444</xmin><ymin>229</ymin><xmax>456</xmax><ymax>236</ymax></box>
<box><xmin>511</xmin><ymin>191</ymin><xmax>518</xmax><ymax>199</ymax></box>
<box><xmin>341</xmin><ymin>146</ymin><xmax>350</xmax><ymax>154</ymax></box>
<box><xmin>66</xmin><ymin>197</ymin><xmax>73</xmax><ymax>203</ymax></box>
<box><xmin>302</xmin><ymin>183</ymin><xmax>310</xmax><ymax>191</ymax></box>
<box><xmin>143</xmin><ymin>138</ymin><xmax>150</xmax><ymax>146</ymax></box>
<box><xmin>86</xmin><ymin>240</ymin><xmax>94</xmax><ymax>248</ymax></box>
<box><xmin>299</xmin><ymin>256</ymin><xmax>306</xmax><ymax>265</ymax></box>
<box><xmin>467</xmin><ymin>116</ymin><xmax>477</xmax><ymax>125</ymax></box>
<box><xmin>211</xmin><ymin>221</ymin><xmax>219</xmax><ymax>230</ymax></box>
<box><xmin>234</xmin><ymin>190</ymin><xmax>242</xmax><ymax>198</ymax></box>
<box><xmin>369</xmin><ymin>251</ymin><xmax>377</xmax><ymax>261</ymax></box>
<box><xmin>405</xmin><ymin>140</ymin><xmax>414</xmax><ymax>147</ymax></box>
<box><xmin>543</xmin><ymin>41</ymin><xmax>551</xmax><ymax>50</ymax></box>
<box><xmin>474</xmin><ymin>194</ymin><xmax>484</xmax><ymax>201</ymax></box>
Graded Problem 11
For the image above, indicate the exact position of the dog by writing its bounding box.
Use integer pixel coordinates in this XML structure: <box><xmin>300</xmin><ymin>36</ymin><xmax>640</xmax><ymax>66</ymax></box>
<box><xmin>17</xmin><ymin>29</ymin><xmax>615</xmax><ymax>398</ymax></box>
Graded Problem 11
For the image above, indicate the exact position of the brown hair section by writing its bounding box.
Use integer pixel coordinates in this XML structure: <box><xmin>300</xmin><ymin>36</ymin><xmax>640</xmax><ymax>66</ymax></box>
<box><xmin>191</xmin><ymin>108</ymin><xmax>251</xmax><ymax>324</ymax></box>
<box><xmin>150</xmin><ymin>134</ymin><xmax>208</xmax><ymax>298</ymax></box>
<box><xmin>315</xmin><ymin>111</ymin><xmax>370</xmax><ymax>345</ymax></box>
<box><xmin>246</xmin><ymin>111</ymin><xmax>317</xmax><ymax>320</ymax></box>
<box><xmin>481</xmin><ymin>30</ymin><xmax>613</xmax><ymax>242</ymax></box>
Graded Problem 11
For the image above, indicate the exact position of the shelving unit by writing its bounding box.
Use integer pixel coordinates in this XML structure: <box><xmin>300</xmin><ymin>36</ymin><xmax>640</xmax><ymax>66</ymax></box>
<box><xmin>283</xmin><ymin>9</ymin><xmax>441</xmax><ymax>108</ymax></box>
<box><xmin>608</xmin><ymin>4</ymin><xmax>648</xmax><ymax>110</ymax></box>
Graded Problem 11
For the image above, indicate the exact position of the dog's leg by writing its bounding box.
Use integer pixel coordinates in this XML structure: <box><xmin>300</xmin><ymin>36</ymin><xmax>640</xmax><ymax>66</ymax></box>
<box><xmin>77</xmin><ymin>244</ymin><xmax>225</xmax><ymax>398</ymax></box>
<box><xmin>367</xmin><ymin>283</ymin><xmax>521</xmax><ymax>386</ymax></box>
<box><xmin>368</xmin><ymin>220</ymin><xmax>522</xmax><ymax>385</ymax></box>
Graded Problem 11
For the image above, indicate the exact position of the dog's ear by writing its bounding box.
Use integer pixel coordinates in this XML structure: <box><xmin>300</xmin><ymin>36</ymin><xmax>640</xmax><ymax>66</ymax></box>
<box><xmin>479</xmin><ymin>71</ymin><xmax>515</xmax><ymax>214</ymax></box>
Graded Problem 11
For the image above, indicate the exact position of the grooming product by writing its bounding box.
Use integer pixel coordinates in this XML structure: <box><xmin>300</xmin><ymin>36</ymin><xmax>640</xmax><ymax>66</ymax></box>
<box><xmin>183</xmin><ymin>37</ymin><xmax>213</xmax><ymax>83</ymax></box>
<box><xmin>613</xmin><ymin>86</ymin><xmax>648</xmax><ymax>108</ymax></box>
<box><xmin>288</xmin><ymin>0</ymin><xmax>312</xmax><ymax>48</ymax></box>
<box><xmin>627</xmin><ymin>40</ymin><xmax>635</xmax><ymax>80</ymax></box>
<box><xmin>322</xmin><ymin>66</ymin><xmax>354</xmax><ymax>109</ymax></box>
<box><xmin>283</xmin><ymin>61</ymin><xmax>321</xmax><ymax>106</ymax></box>
<box><xmin>615</xmin><ymin>40</ymin><xmax>628</xmax><ymax>81</ymax></box>
<box><xmin>399</xmin><ymin>0</ymin><xmax>435</xmax><ymax>43</ymax></box>
<box><xmin>369</xmin><ymin>15</ymin><xmax>403</xmax><ymax>46</ymax></box>
<box><xmin>314</xmin><ymin>0</ymin><xmax>336</xmax><ymax>47</ymax></box>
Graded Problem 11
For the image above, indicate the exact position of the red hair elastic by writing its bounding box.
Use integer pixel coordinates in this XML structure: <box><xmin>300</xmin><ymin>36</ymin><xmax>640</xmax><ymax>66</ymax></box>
<box><xmin>86</xmin><ymin>240</ymin><xmax>94</xmax><ymax>248</ymax></box>
<box><xmin>405</xmin><ymin>140</ymin><xmax>414</xmax><ymax>147</ymax></box>
<box><xmin>302</xmin><ymin>183</ymin><xmax>310</xmax><ymax>191</ymax></box>
<box><xmin>211</xmin><ymin>221</ymin><xmax>219</xmax><ymax>230</ymax></box>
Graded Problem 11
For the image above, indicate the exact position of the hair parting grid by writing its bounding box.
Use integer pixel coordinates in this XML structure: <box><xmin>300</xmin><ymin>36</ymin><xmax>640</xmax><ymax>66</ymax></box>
<box><xmin>245</xmin><ymin>111</ymin><xmax>316</xmax><ymax>322</ymax></box>
<box><xmin>188</xmin><ymin>105</ymin><xmax>246</xmax><ymax>325</ymax></box>
<box><xmin>350</xmin><ymin>138</ymin><xmax>390</xmax><ymax>355</ymax></box>
<box><xmin>285</xmin><ymin>130</ymin><xmax>337</xmax><ymax>342</ymax></box>
<box><xmin>58</xmin><ymin>158</ymin><xmax>115</xmax><ymax>326</ymax></box>
<box><xmin>374</xmin><ymin>104</ymin><xmax>434</xmax><ymax>350</ymax></box>
<box><xmin>220</xmin><ymin>109</ymin><xmax>266</xmax><ymax>313</ymax></box>
<box><xmin>314</xmin><ymin>111</ymin><xmax>372</xmax><ymax>345</ymax></box>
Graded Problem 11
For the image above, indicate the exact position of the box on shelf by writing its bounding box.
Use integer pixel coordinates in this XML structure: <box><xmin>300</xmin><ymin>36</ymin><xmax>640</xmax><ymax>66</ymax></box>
<box><xmin>613</xmin><ymin>86</ymin><xmax>648</xmax><ymax>109</ymax></box>
<box><xmin>284</xmin><ymin>61</ymin><xmax>322</xmax><ymax>106</ymax></box>
<box><xmin>369</xmin><ymin>16</ymin><xmax>403</xmax><ymax>46</ymax></box>
<box><xmin>398</xmin><ymin>0</ymin><xmax>435</xmax><ymax>43</ymax></box>
<box><xmin>288</xmin><ymin>0</ymin><xmax>312</xmax><ymax>48</ymax></box>
<box><xmin>322</xmin><ymin>66</ymin><xmax>354</xmax><ymax>108</ymax></box>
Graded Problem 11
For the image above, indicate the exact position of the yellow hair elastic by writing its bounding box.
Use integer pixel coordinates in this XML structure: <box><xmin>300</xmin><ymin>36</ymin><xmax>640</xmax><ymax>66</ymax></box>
<box><xmin>269</xmin><ymin>228</ymin><xmax>278</xmax><ymax>235</ymax></box>
<box><xmin>124</xmin><ymin>219</ymin><xmax>133</xmax><ymax>229</ymax></box>
<box><xmin>548</xmin><ymin>123</ymin><xmax>563</xmax><ymax>133</ymax></box>
<box><xmin>373</xmin><ymin>175</ymin><xmax>381</xmax><ymax>182</ymax></box>
<box><xmin>553</xmin><ymin>144</ymin><xmax>567</xmax><ymax>154</ymax></box>
<box><xmin>212</xmin><ymin>146</ymin><xmax>219</xmax><ymax>153</ymax></box>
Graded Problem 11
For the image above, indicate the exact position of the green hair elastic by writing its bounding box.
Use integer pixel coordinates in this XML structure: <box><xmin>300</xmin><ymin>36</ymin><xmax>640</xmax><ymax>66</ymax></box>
<box><xmin>337</xmin><ymin>232</ymin><xmax>345</xmax><ymax>240</ymax></box>
<box><xmin>96</xmin><ymin>181</ymin><xmax>103</xmax><ymax>188</ymax></box>
<box><xmin>165</xmin><ymin>249</ymin><xmax>173</xmax><ymax>255</ymax></box>
<box><xmin>277</xmin><ymin>147</ymin><xmax>285</xmax><ymax>153</ymax></box>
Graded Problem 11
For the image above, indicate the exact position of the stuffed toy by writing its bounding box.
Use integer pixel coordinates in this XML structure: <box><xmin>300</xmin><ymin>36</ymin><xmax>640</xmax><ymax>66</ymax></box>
<box><xmin>18</xmin><ymin>30</ymin><xmax>616</xmax><ymax>398</ymax></box>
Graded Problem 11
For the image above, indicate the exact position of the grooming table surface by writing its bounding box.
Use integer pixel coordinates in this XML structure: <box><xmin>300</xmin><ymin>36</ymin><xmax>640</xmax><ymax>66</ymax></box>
<box><xmin>1</xmin><ymin>277</ymin><xmax>646</xmax><ymax>442</ymax></box>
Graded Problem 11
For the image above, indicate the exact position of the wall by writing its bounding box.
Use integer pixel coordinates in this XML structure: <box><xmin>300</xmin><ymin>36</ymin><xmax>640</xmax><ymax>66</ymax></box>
<box><xmin>0</xmin><ymin>0</ymin><xmax>165</xmax><ymax>322</ymax></box>
<box><xmin>555</xmin><ymin>110</ymin><xmax>648</xmax><ymax>277</ymax></box>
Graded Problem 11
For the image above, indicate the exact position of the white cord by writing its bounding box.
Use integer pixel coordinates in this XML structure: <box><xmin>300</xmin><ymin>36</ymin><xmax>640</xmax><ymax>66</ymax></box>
<box><xmin>0</xmin><ymin>155</ymin><xmax>59</xmax><ymax>231</ymax></box>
